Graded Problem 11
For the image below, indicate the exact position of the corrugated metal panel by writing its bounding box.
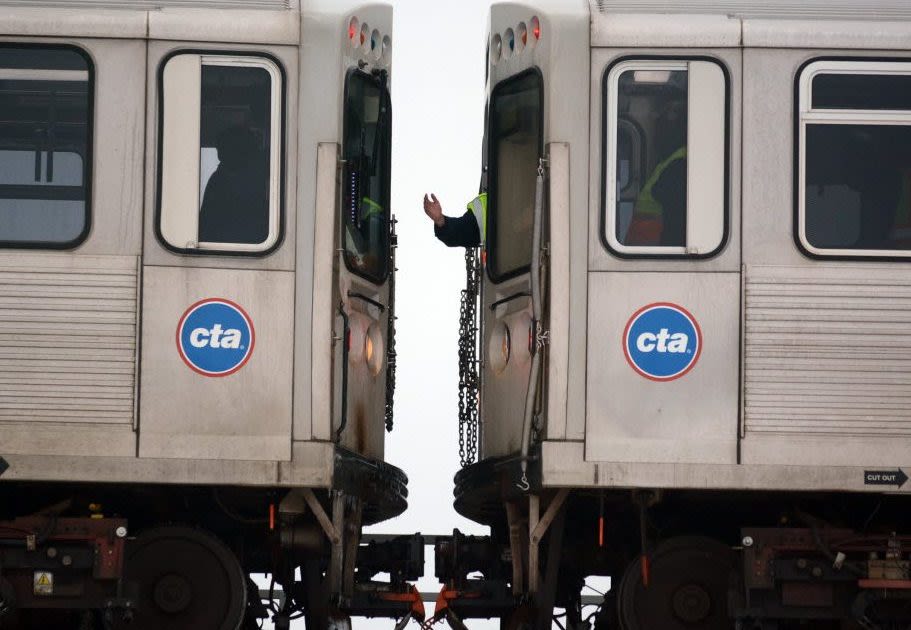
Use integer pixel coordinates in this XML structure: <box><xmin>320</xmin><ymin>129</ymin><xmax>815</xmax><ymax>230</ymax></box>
<box><xmin>0</xmin><ymin>254</ymin><xmax>138</xmax><ymax>426</ymax></box>
<box><xmin>0</xmin><ymin>0</ymin><xmax>291</xmax><ymax>10</ymax></box>
<box><xmin>744</xmin><ymin>265</ymin><xmax>911</xmax><ymax>438</ymax></box>
<box><xmin>592</xmin><ymin>0</ymin><xmax>911</xmax><ymax>20</ymax></box>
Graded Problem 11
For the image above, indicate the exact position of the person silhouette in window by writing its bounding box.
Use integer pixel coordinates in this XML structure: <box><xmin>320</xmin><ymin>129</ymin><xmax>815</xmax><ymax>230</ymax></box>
<box><xmin>199</xmin><ymin>125</ymin><xmax>269</xmax><ymax>244</ymax></box>
<box><xmin>628</xmin><ymin>99</ymin><xmax>687</xmax><ymax>247</ymax></box>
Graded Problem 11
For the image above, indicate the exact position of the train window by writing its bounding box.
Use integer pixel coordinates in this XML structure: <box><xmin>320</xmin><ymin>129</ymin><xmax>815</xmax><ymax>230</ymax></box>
<box><xmin>341</xmin><ymin>69</ymin><xmax>391</xmax><ymax>283</ymax></box>
<box><xmin>158</xmin><ymin>53</ymin><xmax>283</xmax><ymax>254</ymax></box>
<box><xmin>0</xmin><ymin>46</ymin><xmax>92</xmax><ymax>248</ymax></box>
<box><xmin>603</xmin><ymin>59</ymin><xmax>727</xmax><ymax>257</ymax></box>
<box><xmin>488</xmin><ymin>68</ymin><xmax>543</xmax><ymax>282</ymax></box>
<box><xmin>798</xmin><ymin>61</ymin><xmax>911</xmax><ymax>258</ymax></box>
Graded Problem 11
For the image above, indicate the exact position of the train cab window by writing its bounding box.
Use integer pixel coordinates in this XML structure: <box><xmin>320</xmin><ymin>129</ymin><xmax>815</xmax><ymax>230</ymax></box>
<box><xmin>341</xmin><ymin>69</ymin><xmax>391</xmax><ymax>283</ymax></box>
<box><xmin>798</xmin><ymin>61</ymin><xmax>911</xmax><ymax>258</ymax></box>
<box><xmin>604</xmin><ymin>59</ymin><xmax>727</xmax><ymax>257</ymax></box>
<box><xmin>158</xmin><ymin>53</ymin><xmax>283</xmax><ymax>254</ymax></box>
<box><xmin>0</xmin><ymin>46</ymin><xmax>92</xmax><ymax>248</ymax></box>
<box><xmin>488</xmin><ymin>69</ymin><xmax>543</xmax><ymax>281</ymax></box>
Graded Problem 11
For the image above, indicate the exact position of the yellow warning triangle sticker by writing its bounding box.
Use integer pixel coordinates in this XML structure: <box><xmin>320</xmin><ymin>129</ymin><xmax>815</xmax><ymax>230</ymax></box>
<box><xmin>36</xmin><ymin>574</ymin><xmax>51</xmax><ymax>586</ymax></box>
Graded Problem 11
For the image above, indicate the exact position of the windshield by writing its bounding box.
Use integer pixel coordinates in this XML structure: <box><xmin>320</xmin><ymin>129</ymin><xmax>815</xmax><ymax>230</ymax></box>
<box><xmin>488</xmin><ymin>69</ymin><xmax>543</xmax><ymax>281</ymax></box>
<box><xmin>342</xmin><ymin>69</ymin><xmax>391</xmax><ymax>283</ymax></box>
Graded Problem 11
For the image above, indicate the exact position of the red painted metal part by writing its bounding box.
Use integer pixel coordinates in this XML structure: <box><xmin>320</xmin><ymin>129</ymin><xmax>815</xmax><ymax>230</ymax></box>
<box><xmin>0</xmin><ymin>516</ymin><xmax>128</xmax><ymax>610</ymax></box>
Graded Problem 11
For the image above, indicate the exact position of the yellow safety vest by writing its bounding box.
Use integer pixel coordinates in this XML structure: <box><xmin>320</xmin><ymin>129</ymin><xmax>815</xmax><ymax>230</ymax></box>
<box><xmin>361</xmin><ymin>196</ymin><xmax>383</xmax><ymax>219</ymax></box>
<box><xmin>467</xmin><ymin>193</ymin><xmax>487</xmax><ymax>244</ymax></box>
<box><xmin>635</xmin><ymin>147</ymin><xmax>687</xmax><ymax>217</ymax></box>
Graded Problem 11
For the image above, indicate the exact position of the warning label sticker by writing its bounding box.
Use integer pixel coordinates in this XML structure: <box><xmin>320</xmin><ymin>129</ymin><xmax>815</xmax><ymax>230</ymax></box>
<box><xmin>33</xmin><ymin>571</ymin><xmax>53</xmax><ymax>596</ymax></box>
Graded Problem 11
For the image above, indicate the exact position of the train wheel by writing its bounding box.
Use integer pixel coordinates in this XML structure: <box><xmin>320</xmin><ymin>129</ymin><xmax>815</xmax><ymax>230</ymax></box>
<box><xmin>618</xmin><ymin>536</ymin><xmax>735</xmax><ymax>630</ymax></box>
<box><xmin>119</xmin><ymin>526</ymin><xmax>247</xmax><ymax>630</ymax></box>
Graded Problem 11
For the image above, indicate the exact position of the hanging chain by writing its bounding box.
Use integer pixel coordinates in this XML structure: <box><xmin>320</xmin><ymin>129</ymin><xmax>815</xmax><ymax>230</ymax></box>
<box><xmin>384</xmin><ymin>216</ymin><xmax>398</xmax><ymax>432</ymax></box>
<box><xmin>457</xmin><ymin>247</ymin><xmax>481</xmax><ymax>468</ymax></box>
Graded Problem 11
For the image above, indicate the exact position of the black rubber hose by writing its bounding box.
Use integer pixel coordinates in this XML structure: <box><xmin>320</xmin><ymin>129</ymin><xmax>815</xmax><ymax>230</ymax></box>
<box><xmin>336</xmin><ymin>303</ymin><xmax>350</xmax><ymax>443</ymax></box>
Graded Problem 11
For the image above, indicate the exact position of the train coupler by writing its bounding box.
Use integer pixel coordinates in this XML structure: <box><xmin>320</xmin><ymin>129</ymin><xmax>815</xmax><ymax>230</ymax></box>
<box><xmin>344</xmin><ymin>534</ymin><xmax>426</xmax><ymax>623</ymax></box>
<box><xmin>433</xmin><ymin>529</ymin><xmax>516</xmax><ymax>621</ymax></box>
<box><xmin>426</xmin><ymin>581</ymin><xmax>515</xmax><ymax>627</ymax></box>
<box><xmin>347</xmin><ymin>583</ymin><xmax>425</xmax><ymax>624</ymax></box>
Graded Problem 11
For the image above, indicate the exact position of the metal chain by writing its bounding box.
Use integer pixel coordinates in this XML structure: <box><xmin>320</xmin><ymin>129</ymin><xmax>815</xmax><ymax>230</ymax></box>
<box><xmin>457</xmin><ymin>247</ymin><xmax>481</xmax><ymax>468</ymax></box>
<box><xmin>384</xmin><ymin>216</ymin><xmax>398</xmax><ymax>432</ymax></box>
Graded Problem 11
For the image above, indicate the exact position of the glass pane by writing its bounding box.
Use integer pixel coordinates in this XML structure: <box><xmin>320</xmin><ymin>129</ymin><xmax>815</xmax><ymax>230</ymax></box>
<box><xmin>0</xmin><ymin>47</ymin><xmax>90</xmax><ymax>246</ymax></box>
<box><xmin>342</xmin><ymin>70</ymin><xmax>391</xmax><ymax>282</ymax></box>
<box><xmin>198</xmin><ymin>64</ymin><xmax>271</xmax><ymax>245</ymax></box>
<box><xmin>805</xmin><ymin>124</ymin><xmax>911</xmax><ymax>251</ymax></box>
<box><xmin>615</xmin><ymin>68</ymin><xmax>688</xmax><ymax>247</ymax></box>
<box><xmin>812</xmin><ymin>74</ymin><xmax>911</xmax><ymax>110</ymax></box>
<box><xmin>489</xmin><ymin>71</ymin><xmax>542</xmax><ymax>279</ymax></box>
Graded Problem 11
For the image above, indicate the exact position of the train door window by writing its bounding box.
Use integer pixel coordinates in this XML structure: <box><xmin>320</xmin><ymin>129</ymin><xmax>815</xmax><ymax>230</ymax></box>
<box><xmin>488</xmin><ymin>68</ymin><xmax>543</xmax><ymax>282</ymax></box>
<box><xmin>341</xmin><ymin>69</ymin><xmax>391</xmax><ymax>283</ymax></box>
<box><xmin>798</xmin><ymin>60</ymin><xmax>911</xmax><ymax>258</ymax></box>
<box><xmin>603</xmin><ymin>59</ymin><xmax>727</xmax><ymax>257</ymax></box>
<box><xmin>158</xmin><ymin>53</ymin><xmax>283</xmax><ymax>254</ymax></box>
<box><xmin>0</xmin><ymin>45</ymin><xmax>92</xmax><ymax>248</ymax></box>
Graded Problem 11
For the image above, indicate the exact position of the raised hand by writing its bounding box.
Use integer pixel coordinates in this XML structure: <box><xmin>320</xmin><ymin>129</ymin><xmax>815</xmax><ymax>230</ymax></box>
<box><xmin>423</xmin><ymin>193</ymin><xmax>445</xmax><ymax>228</ymax></box>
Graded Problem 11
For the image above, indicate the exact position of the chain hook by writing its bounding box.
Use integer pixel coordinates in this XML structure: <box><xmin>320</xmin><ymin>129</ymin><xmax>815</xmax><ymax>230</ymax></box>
<box><xmin>516</xmin><ymin>473</ymin><xmax>530</xmax><ymax>492</ymax></box>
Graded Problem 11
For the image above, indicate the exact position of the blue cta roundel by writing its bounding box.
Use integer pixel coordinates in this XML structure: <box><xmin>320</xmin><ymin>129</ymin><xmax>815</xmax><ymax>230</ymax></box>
<box><xmin>623</xmin><ymin>303</ymin><xmax>702</xmax><ymax>381</ymax></box>
<box><xmin>176</xmin><ymin>298</ymin><xmax>255</xmax><ymax>377</ymax></box>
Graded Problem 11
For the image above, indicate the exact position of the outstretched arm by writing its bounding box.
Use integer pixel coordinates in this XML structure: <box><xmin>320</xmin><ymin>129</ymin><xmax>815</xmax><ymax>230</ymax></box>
<box><xmin>424</xmin><ymin>193</ymin><xmax>481</xmax><ymax>248</ymax></box>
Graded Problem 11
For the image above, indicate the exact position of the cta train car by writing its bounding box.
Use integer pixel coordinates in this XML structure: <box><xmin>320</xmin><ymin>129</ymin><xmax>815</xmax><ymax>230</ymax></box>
<box><xmin>435</xmin><ymin>1</ymin><xmax>911</xmax><ymax>629</ymax></box>
<box><xmin>0</xmin><ymin>1</ymin><xmax>421</xmax><ymax>628</ymax></box>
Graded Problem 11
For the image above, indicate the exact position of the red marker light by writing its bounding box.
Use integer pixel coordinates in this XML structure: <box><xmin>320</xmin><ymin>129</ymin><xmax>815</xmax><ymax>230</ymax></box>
<box><xmin>348</xmin><ymin>17</ymin><xmax>358</xmax><ymax>41</ymax></box>
<box><xmin>531</xmin><ymin>16</ymin><xmax>541</xmax><ymax>39</ymax></box>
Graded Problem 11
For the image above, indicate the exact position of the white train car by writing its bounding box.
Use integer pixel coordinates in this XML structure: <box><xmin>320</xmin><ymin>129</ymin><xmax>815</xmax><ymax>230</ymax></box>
<box><xmin>0</xmin><ymin>1</ymin><xmax>421</xmax><ymax>628</ymax></box>
<box><xmin>436</xmin><ymin>2</ymin><xmax>911</xmax><ymax>629</ymax></box>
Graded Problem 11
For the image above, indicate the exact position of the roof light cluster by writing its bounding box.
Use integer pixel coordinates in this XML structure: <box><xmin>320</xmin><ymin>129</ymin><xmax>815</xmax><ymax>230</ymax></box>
<box><xmin>347</xmin><ymin>16</ymin><xmax>391</xmax><ymax>63</ymax></box>
<box><xmin>491</xmin><ymin>15</ymin><xmax>540</xmax><ymax>65</ymax></box>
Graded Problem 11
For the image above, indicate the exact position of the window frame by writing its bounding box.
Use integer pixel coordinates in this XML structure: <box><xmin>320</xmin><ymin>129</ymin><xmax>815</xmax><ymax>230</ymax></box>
<box><xmin>795</xmin><ymin>57</ymin><xmax>911</xmax><ymax>260</ymax></box>
<box><xmin>600</xmin><ymin>55</ymin><xmax>730</xmax><ymax>260</ymax></box>
<box><xmin>0</xmin><ymin>43</ymin><xmax>94</xmax><ymax>250</ymax></box>
<box><xmin>155</xmin><ymin>49</ymin><xmax>286</xmax><ymax>257</ymax></box>
<box><xmin>340</xmin><ymin>67</ymin><xmax>392</xmax><ymax>285</ymax></box>
<box><xmin>486</xmin><ymin>66</ymin><xmax>545</xmax><ymax>284</ymax></box>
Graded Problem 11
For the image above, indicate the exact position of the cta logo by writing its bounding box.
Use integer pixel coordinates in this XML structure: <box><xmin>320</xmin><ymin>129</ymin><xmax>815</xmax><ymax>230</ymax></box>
<box><xmin>176</xmin><ymin>298</ymin><xmax>255</xmax><ymax>377</ymax></box>
<box><xmin>623</xmin><ymin>303</ymin><xmax>701</xmax><ymax>381</ymax></box>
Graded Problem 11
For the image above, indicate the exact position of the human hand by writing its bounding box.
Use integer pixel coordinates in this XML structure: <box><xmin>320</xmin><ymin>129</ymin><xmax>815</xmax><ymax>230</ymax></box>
<box><xmin>423</xmin><ymin>193</ymin><xmax>445</xmax><ymax>228</ymax></box>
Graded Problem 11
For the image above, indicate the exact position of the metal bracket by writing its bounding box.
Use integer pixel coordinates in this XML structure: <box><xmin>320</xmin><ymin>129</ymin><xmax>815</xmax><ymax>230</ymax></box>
<box><xmin>528</xmin><ymin>489</ymin><xmax>570</xmax><ymax>595</ymax></box>
<box><xmin>505</xmin><ymin>502</ymin><xmax>527</xmax><ymax>595</ymax></box>
<box><xmin>301</xmin><ymin>489</ymin><xmax>341</xmax><ymax>545</ymax></box>
<box><xmin>530</xmin><ymin>489</ymin><xmax>569</xmax><ymax>545</ymax></box>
